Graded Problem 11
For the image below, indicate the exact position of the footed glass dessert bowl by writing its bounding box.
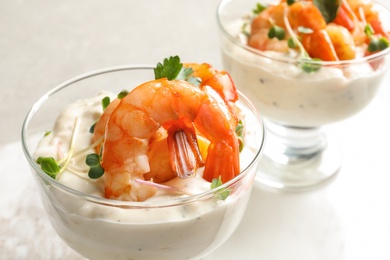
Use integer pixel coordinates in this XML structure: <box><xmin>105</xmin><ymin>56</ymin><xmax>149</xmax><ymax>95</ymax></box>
<box><xmin>217</xmin><ymin>0</ymin><xmax>390</xmax><ymax>190</ymax></box>
<box><xmin>21</xmin><ymin>64</ymin><xmax>265</xmax><ymax>260</ymax></box>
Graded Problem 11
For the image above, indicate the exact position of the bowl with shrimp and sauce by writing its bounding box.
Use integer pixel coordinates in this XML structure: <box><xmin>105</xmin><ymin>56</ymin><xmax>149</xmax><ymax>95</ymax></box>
<box><xmin>21</xmin><ymin>57</ymin><xmax>265</xmax><ymax>260</ymax></box>
<box><xmin>217</xmin><ymin>0</ymin><xmax>390</xmax><ymax>190</ymax></box>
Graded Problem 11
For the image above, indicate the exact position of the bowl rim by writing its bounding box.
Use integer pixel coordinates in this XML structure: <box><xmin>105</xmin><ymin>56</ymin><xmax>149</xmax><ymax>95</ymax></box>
<box><xmin>21</xmin><ymin>64</ymin><xmax>266</xmax><ymax>208</ymax></box>
<box><xmin>216</xmin><ymin>0</ymin><xmax>390</xmax><ymax>66</ymax></box>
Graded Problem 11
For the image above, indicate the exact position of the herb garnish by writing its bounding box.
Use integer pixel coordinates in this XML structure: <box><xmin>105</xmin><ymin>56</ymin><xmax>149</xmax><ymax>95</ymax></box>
<box><xmin>117</xmin><ymin>90</ymin><xmax>129</xmax><ymax>99</ymax></box>
<box><xmin>313</xmin><ymin>0</ymin><xmax>341</xmax><ymax>24</ymax></box>
<box><xmin>283</xmin><ymin>11</ymin><xmax>322</xmax><ymax>72</ymax></box>
<box><xmin>253</xmin><ymin>3</ymin><xmax>266</xmax><ymax>15</ymax></box>
<box><xmin>268</xmin><ymin>25</ymin><xmax>285</xmax><ymax>40</ymax></box>
<box><xmin>154</xmin><ymin>56</ymin><xmax>200</xmax><ymax>86</ymax></box>
<box><xmin>86</xmin><ymin>153</ymin><xmax>105</xmax><ymax>179</ymax></box>
<box><xmin>211</xmin><ymin>176</ymin><xmax>231</xmax><ymax>200</ymax></box>
<box><xmin>102</xmin><ymin>96</ymin><xmax>110</xmax><ymax>111</ymax></box>
<box><xmin>36</xmin><ymin>157</ymin><xmax>61</xmax><ymax>178</ymax></box>
<box><xmin>235</xmin><ymin>120</ymin><xmax>245</xmax><ymax>152</ymax></box>
<box><xmin>364</xmin><ymin>22</ymin><xmax>389</xmax><ymax>53</ymax></box>
<box><xmin>36</xmin><ymin>117</ymin><xmax>81</xmax><ymax>179</ymax></box>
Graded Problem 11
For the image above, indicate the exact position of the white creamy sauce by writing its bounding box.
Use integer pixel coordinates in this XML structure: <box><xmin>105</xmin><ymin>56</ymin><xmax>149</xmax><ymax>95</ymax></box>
<box><xmin>34</xmin><ymin>91</ymin><xmax>261</xmax><ymax>260</ymax></box>
<box><xmin>221</xmin><ymin>21</ymin><xmax>388</xmax><ymax>127</ymax></box>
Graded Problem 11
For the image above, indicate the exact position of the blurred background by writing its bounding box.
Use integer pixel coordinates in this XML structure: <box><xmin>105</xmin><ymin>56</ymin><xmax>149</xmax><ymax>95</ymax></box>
<box><xmin>0</xmin><ymin>0</ymin><xmax>221</xmax><ymax>145</ymax></box>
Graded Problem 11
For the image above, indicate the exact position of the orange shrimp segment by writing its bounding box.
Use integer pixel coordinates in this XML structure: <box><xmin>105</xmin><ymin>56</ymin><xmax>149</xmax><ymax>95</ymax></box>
<box><xmin>144</xmin><ymin>129</ymin><xmax>176</xmax><ymax>184</ymax></box>
<box><xmin>184</xmin><ymin>63</ymin><xmax>239</xmax><ymax>103</ymax></box>
<box><xmin>164</xmin><ymin>119</ymin><xmax>205</xmax><ymax>179</ymax></box>
<box><xmin>287</xmin><ymin>1</ymin><xmax>327</xmax><ymax>31</ymax></box>
<box><xmin>333</xmin><ymin>1</ymin><xmax>357</xmax><ymax>32</ymax></box>
<box><xmin>326</xmin><ymin>24</ymin><xmax>356</xmax><ymax>60</ymax></box>
<box><xmin>301</xmin><ymin>29</ymin><xmax>339</xmax><ymax>61</ymax></box>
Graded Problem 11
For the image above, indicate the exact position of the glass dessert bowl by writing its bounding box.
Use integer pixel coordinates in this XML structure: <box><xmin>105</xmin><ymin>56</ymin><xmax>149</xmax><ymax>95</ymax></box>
<box><xmin>21</xmin><ymin>63</ymin><xmax>265</xmax><ymax>260</ymax></box>
<box><xmin>217</xmin><ymin>0</ymin><xmax>390</xmax><ymax>190</ymax></box>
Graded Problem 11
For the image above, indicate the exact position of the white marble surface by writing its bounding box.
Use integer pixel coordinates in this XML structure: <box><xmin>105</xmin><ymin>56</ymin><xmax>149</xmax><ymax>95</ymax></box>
<box><xmin>1</xmin><ymin>0</ymin><xmax>390</xmax><ymax>259</ymax></box>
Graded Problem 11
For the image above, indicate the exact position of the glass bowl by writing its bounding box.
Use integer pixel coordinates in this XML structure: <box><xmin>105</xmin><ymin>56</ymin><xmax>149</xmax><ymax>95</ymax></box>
<box><xmin>217</xmin><ymin>0</ymin><xmax>390</xmax><ymax>190</ymax></box>
<box><xmin>21</xmin><ymin>65</ymin><xmax>265</xmax><ymax>259</ymax></box>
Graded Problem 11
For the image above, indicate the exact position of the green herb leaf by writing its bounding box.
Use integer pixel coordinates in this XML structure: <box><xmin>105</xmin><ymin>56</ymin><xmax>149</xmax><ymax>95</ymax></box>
<box><xmin>313</xmin><ymin>0</ymin><xmax>342</xmax><ymax>24</ymax></box>
<box><xmin>36</xmin><ymin>157</ymin><xmax>61</xmax><ymax>179</ymax></box>
<box><xmin>378</xmin><ymin>37</ymin><xmax>390</xmax><ymax>51</ymax></box>
<box><xmin>288</xmin><ymin>38</ymin><xmax>297</xmax><ymax>49</ymax></box>
<box><xmin>117</xmin><ymin>90</ymin><xmax>129</xmax><ymax>99</ymax></box>
<box><xmin>85</xmin><ymin>153</ymin><xmax>100</xmax><ymax>167</ymax></box>
<box><xmin>300</xmin><ymin>58</ymin><xmax>322</xmax><ymax>73</ymax></box>
<box><xmin>88</xmin><ymin>166</ymin><xmax>105</xmax><ymax>179</ymax></box>
<box><xmin>287</xmin><ymin>0</ymin><xmax>296</xmax><ymax>5</ymax></box>
<box><xmin>44</xmin><ymin>131</ymin><xmax>51</xmax><ymax>137</ymax></box>
<box><xmin>268</xmin><ymin>25</ymin><xmax>285</xmax><ymax>40</ymax></box>
<box><xmin>154</xmin><ymin>56</ymin><xmax>183</xmax><ymax>80</ymax></box>
<box><xmin>253</xmin><ymin>3</ymin><xmax>267</xmax><ymax>15</ymax></box>
<box><xmin>364</xmin><ymin>24</ymin><xmax>374</xmax><ymax>37</ymax></box>
<box><xmin>368</xmin><ymin>37</ymin><xmax>390</xmax><ymax>53</ymax></box>
<box><xmin>235</xmin><ymin>120</ymin><xmax>245</xmax><ymax>152</ymax></box>
<box><xmin>89</xmin><ymin>122</ymin><xmax>96</xmax><ymax>134</ymax></box>
<box><xmin>211</xmin><ymin>176</ymin><xmax>231</xmax><ymax>200</ymax></box>
<box><xmin>86</xmin><ymin>153</ymin><xmax>105</xmax><ymax>179</ymax></box>
<box><xmin>102</xmin><ymin>96</ymin><xmax>110</xmax><ymax>111</ymax></box>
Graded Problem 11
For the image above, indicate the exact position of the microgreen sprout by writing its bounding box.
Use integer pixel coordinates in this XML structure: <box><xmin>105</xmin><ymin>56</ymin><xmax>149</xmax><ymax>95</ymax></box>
<box><xmin>36</xmin><ymin>157</ymin><xmax>61</xmax><ymax>179</ymax></box>
<box><xmin>211</xmin><ymin>176</ymin><xmax>231</xmax><ymax>200</ymax></box>
<box><xmin>364</xmin><ymin>24</ymin><xmax>374</xmax><ymax>37</ymax></box>
<box><xmin>117</xmin><ymin>90</ymin><xmax>129</xmax><ymax>99</ymax></box>
<box><xmin>235</xmin><ymin>120</ymin><xmax>245</xmax><ymax>152</ymax></box>
<box><xmin>36</xmin><ymin>117</ymin><xmax>81</xmax><ymax>179</ymax></box>
<box><xmin>85</xmin><ymin>153</ymin><xmax>105</xmax><ymax>179</ymax></box>
<box><xmin>368</xmin><ymin>37</ymin><xmax>390</xmax><ymax>53</ymax></box>
<box><xmin>283</xmin><ymin>11</ymin><xmax>322</xmax><ymax>72</ymax></box>
<box><xmin>268</xmin><ymin>25</ymin><xmax>285</xmax><ymax>40</ymax></box>
<box><xmin>89</xmin><ymin>122</ymin><xmax>96</xmax><ymax>134</ymax></box>
<box><xmin>288</xmin><ymin>38</ymin><xmax>298</xmax><ymax>49</ymax></box>
<box><xmin>102</xmin><ymin>96</ymin><xmax>110</xmax><ymax>111</ymax></box>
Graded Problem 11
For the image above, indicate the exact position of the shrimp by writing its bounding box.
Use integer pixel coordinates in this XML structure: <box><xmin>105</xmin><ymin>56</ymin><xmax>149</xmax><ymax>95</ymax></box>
<box><xmin>93</xmin><ymin>79</ymin><xmax>240</xmax><ymax>201</ymax></box>
<box><xmin>287</xmin><ymin>1</ymin><xmax>327</xmax><ymax>31</ymax></box>
<box><xmin>248</xmin><ymin>0</ymin><xmax>360</xmax><ymax>61</ymax></box>
<box><xmin>346</xmin><ymin>0</ymin><xmax>389</xmax><ymax>38</ymax></box>
<box><xmin>325</xmin><ymin>24</ymin><xmax>356</xmax><ymax>60</ymax></box>
<box><xmin>248</xmin><ymin>2</ymin><xmax>290</xmax><ymax>52</ymax></box>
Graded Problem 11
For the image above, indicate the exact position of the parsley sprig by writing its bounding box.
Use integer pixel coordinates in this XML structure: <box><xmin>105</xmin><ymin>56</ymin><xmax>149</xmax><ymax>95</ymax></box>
<box><xmin>154</xmin><ymin>56</ymin><xmax>200</xmax><ymax>86</ymax></box>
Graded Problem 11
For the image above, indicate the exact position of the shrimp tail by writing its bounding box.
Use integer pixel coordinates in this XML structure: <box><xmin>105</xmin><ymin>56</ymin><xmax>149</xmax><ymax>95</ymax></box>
<box><xmin>202</xmin><ymin>139</ymin><xmax>240</xmax><ymax>183</ymax></box>
<box><xmin>165</xmin><ymin>119</ymin><xmax>205</xmax><ymax>179</ymax></box>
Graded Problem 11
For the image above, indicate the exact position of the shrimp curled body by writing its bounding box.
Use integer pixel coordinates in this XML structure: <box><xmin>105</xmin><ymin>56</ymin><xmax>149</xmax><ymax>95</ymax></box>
<box><xmin>92</xmin><ymin>78</ymin><xmax>240</xmax><ymax>201</ymax></box>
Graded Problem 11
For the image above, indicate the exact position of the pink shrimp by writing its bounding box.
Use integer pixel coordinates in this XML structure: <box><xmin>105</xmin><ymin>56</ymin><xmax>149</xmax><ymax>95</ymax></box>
<box><xmin>92</xmin><ymin>78</ymin><xmax>240</xmax><ymax>201</ymax></box>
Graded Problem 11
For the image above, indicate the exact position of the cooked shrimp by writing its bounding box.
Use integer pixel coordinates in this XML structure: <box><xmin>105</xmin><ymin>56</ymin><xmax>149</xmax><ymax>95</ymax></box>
<box><xmin>183</xmin><ymin>63</ymin><xmax>238</xmax><ymax>103</ymax></box>
<box><xmin>248</xmin><ymin>28</ymin><xmax>290</xmax><ymax>52</ymax></box>
<box><xmin>287</xmin><ymin>1</ymin><xmax>327</xmax><ymax>31</ymax></box>
<box><xmin>346</xmin><ymin>0</ymin><xmax>389</xmax><ymax>38</ymax></box>
<box><xmin>248</xmin><ymin>0</ymin><xmax>361</xmax><ymax>61</ymax></box>
<box><xmin>93</xmin><ymin>79</ymin><xmax>240</xmax><ymax>201</ymax></box>
<box><xmin>325</xmin><ymin>24</ymin><xmax>356</xmax><ymax>60</ymax></box>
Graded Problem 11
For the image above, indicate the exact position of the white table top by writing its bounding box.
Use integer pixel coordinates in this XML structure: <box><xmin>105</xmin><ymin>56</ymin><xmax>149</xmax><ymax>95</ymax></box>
<box><xmin>1</xmin><ymin>0</ymin><xmax>390</xmax><ymax>259</ymax></box>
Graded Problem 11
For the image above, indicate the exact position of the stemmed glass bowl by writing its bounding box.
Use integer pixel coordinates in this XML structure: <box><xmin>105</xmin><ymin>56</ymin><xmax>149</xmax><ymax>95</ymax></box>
<box><xmin>21</xmin><ymin>65</ymin><xmax>265</xmax><ymax>259</ymax></box>
<box><xmin>217</xmin><ymin>0</ymin><xmax>390</xmax><ymax>190</ymax></box>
